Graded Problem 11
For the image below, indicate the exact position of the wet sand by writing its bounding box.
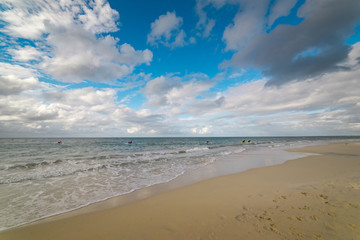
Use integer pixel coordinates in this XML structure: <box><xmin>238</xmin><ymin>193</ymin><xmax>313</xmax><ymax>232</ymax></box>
<box><xmin>1</xmin><ymin>141</ymin><xmax>359</xmax><ymax>240</ymax></box>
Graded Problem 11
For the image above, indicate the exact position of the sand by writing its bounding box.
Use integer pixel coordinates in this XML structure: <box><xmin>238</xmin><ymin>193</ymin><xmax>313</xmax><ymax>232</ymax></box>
<box><xmin>1</xmin><ymin>141</ymin><xmax>359</xmax><ymax>240</ymax></box>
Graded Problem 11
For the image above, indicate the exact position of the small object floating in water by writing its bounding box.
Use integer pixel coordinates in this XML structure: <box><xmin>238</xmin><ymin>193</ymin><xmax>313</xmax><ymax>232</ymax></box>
<box><xmin>128</xmin><ymin>141</ymin><xmax>133</xmax><ymax>144</ymax></box>
<box><xmin>57</xmin><ymin>140</ymin><xmax>62</xmax><ymax>144</ymax></box>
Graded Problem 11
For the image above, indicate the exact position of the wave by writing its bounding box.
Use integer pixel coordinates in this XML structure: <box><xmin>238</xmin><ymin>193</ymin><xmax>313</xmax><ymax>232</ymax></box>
<box><xmin>0</xmin><ymin>155</ymin><xmax>181</xmax><ymax>185</ymax></box>
<box><xmin>185</xmin><ymin>147</ymin><xmax>209</xmax><ymax>153</ymax></box>
<box><xmin>0</xmin><ymin>143</ymin><xmax>247</xmax><ymax>185</ymax></box>
<box><xmin>0</xmin><ymin>163</ymin><xmax>109</xmax><ymax>184</ymax></box>
<box><xmin>0</xmin><ymin>159</ymin><xmax>63</xmax><ymax>171</ymax></box>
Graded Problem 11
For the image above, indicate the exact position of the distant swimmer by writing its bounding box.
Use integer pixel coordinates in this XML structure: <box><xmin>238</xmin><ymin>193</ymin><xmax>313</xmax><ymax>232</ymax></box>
<box><xmin>242</xmin><ymin>140</ymin><xmax>245</xmax><ymax>143</ymax></box>
<box><xmin>128</xmin><ymin>141</ymin><xmax>133</xmax><ymax>144</ymax></box>
<box><xmin>248</xmin><ymin>140</ymin><xmax>251</xmax><ymax>143</ymax></box>
<box><xmin>57</xmin><ymin>140</ymin><xmax>62</xmax><ymax>144</ymax></box>
<box><xmin>206</xmin><ymin>141</ymin><xmax>210</xmax><ymax>144</ymax></box>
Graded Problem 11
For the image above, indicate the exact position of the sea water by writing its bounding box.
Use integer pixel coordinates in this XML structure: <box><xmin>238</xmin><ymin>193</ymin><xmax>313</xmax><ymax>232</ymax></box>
<box><xmin>0</xmin><ymin>136</ymin><xmax>358</xmax><ymax>230</ymax></box>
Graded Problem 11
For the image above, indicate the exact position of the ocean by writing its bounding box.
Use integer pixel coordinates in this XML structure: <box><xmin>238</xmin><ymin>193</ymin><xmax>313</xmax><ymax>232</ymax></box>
<box><xmin>0</xmin><ymin>136</ymin><xmax>358</xmax><ymax>230</ymax></box>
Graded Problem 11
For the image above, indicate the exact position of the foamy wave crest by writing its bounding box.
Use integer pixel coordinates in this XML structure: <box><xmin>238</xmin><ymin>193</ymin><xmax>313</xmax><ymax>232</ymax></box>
<box><xmin>185</xmin><ymin>147</ymin><xmax>209</xmax><ymax>153</ymax></box>
<box><xmin>0</xmin><ymin>164</ymin><xmax>107</xmax><ymax>184</ymax></box>
<box><xmin>0</xmin><ymin>159</ymin><xmax>63</xmax><ymax>171</ymax></box>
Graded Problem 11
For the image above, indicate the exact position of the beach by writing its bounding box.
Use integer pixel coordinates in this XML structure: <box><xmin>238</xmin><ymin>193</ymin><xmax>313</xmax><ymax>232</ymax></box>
<box><xmin>1</xmin><ymin>141</ymin><xmax>359</xmax><ymax>240</ymax></box>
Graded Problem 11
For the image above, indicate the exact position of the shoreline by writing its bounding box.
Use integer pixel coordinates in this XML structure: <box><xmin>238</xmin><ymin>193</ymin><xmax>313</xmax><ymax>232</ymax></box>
<box><xmin>1</xmin><ymin>140</ymin><xmax>314</xmax><ymax>231</ymax></box>
<box><xmin>1</xmin><ymin>141</ymin><xmax>360</xmax><ymax>239</ymax></box>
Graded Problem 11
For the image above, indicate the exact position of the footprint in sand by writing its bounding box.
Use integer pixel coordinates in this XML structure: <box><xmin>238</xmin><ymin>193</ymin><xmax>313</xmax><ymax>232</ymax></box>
<box><xmin>324</xmin><ymin>201</ymin><xmax>336</xmax><ymax>207</ymax></box>
<box><xmin>327</xmin><ymin>212</ymin><xmax>336</xmax><ymax>217</ymax></box>
<box><xmin>314</xmin><ymin>234</ymin><xmax>324</xmax><ymax>240</ymax></box>
<box><xmin>281</xmin><ymin>195</ymin><xmax>287</xmax><ymax>200</ymax></box>
<box><xmin>348</xmin><ymin>182</ymin><xmax>360</xmax><ymax>190</ymax></box>
<box><xmin>235</xmin><ymin>213</ymin><xmax>251</xmax><ymax>222</ymax></box>
<box><xmin>270</xmin><ymin>223</ymin><xmax>280</xmax><ymax>234</ymax></box>
<box><xmin>347</xmin><ymin>223</ymin><xmax>357</xmax><ymax>231</ymax></box>
<box><xmin>348</xmin><ymin>203</ymin><xmax>359</xmax><ymax>208</ymax></box>
<box><xmin>300</xmin><ymin>205</ymin><xmax>312</xmax><ymax>210</ymax></box>
<box><xmin>301</xmin><ymin>192</ymin><xmax>311</xmax><ymax>196</ymax></box>
<box><xmin>310</xmin><ymin>215</ymin><xmax>318</xmax><ymax>221</ymax></box>
<box><xmin>319</xmin><ymin>194</ymin><xmax>328</xmax><ymax>200</ymax></box>
<box><xmin>288</xmin><ymin>216</ymin><xmax>296</xmax><ymax>221</ymax></box>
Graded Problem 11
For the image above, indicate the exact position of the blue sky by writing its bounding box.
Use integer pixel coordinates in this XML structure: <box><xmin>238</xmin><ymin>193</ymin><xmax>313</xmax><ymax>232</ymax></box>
<box><xmin>0</xmin><ymin>0</ymin><xmax>360</xmax><ymax>137</ymax></box>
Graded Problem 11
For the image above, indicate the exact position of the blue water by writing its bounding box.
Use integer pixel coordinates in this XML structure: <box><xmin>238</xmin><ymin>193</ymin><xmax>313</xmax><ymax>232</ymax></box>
<box><xmin>0</xmin><ymin>136</ymin><xmax>358</xmax><ymax>230</ymax></box>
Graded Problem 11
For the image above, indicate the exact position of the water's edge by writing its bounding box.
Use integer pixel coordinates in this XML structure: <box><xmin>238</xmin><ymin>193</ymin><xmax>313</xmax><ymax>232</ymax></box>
<box><xmin>3</xmin><ymin>139</ymin><xmax>334</xmax><ymax>232</ymax></box>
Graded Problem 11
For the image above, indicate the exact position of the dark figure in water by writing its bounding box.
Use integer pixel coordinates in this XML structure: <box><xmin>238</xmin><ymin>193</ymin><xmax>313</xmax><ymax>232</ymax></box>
<box><xmin>128</xmin><ymin>141</ymin><xmax>132</xmax><ymax>144</ymax></box>
<box><xmin>248</xmin><ymin>140</ymin><xmax>251</xmax><ymax>143</ymax></box>
<box><xmin>242</xmin><ymin>140</ymin><xmax>245</xmax><ymax>143</ymax></box>
<box><xmin>206</xmin><ymin>141</ymin><xmax>210</xmax><ymax>144</ymax></box>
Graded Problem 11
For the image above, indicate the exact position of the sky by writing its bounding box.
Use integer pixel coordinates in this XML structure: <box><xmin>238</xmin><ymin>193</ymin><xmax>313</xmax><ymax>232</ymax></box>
<box><xmin>0</xmin><ymin>0</ymin><xmax>360</xmax><ymax>137</ymax></box>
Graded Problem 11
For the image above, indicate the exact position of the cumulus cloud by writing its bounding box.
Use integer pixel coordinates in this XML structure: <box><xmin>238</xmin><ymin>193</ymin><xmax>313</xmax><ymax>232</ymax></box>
<box><xmin>192</xmin><ymin>126</ymin><xmax>210</xmax><ymax>134</ymax></box>
<box><xmin>0</xmin><ymin>75</ymin><xmax>39</xmax><ymax>95</ymax></box>
<box><xmin>147</xmin><ymin>11</ymin><xmax>187</xmax><ymax>48</ymax></box>
<box><xmin>0</xmin><ymin>0</ymin><xmax>118</xmax><ymax>39</ymax></box>
<box><xmin>7</xmin><ymin>46</ymin><xmax>43</xmax><ymax>61</ymax></box>
<box><xmin>139</xmin><ymin>44</ymin><xmax>360</xmax><ymax>136</ymax></box>
<box><xmin>225</xmin><ymin>0</ymin><xmax>360</xmax><ymax>85</ymax></box>
<box><xmin>78</xmin><ymin>0</ymin><xmax>119</xmax><ymax>34</ymax></box>
<box><xmin>0</xmin><ymin>84</ymin><xmax>168</xmax><ymax>136</ymax></box>
<box><xmin>40</xmin><ymin>24</ymin><xmax>152</xmax><ymax>82</ymax></box>
<box><xmin>211</xmin><ymin>46</ymin><xmax>360</xmax><ymax>134</ymax></box>
<box><xmin>143</xmin><ymin>75</ymin><xmax>214</xmax><ymax>115</ymax></box>
<box><xmin>0</xmin><ymin>62</ymin><xmax>37</xmax><ymax>79</ymax></box>
<box><xmin>1</xmin><ymin>0</ymin><xmax>152</xmax><ymax>82</ymax></box>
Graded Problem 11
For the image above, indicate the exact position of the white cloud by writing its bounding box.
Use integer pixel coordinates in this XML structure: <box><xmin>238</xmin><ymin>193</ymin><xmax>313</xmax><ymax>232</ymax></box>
<box><xmin>127</xmin><ymin>127</ymin><xmax>140</xmax><ymax>134</ymax></box>
<box><xmin>139</xmin><ymin>44</ymin><xmax>360</xmax><ymax>136</ymax></box>
<box><xmin>0</xmin><ymin>75</ymin><xmax>39</xmax><ymax>95</ymax></box>
<box><xmin>7</xmin><ymin>46</ymin><xmax>43</xmax><ymax>61</ymax></box>
<box><xmin>0</xmin><ymin>62</ymin><xmax>37</xmax><ymax>79</ymax></box>
<box><xmin>1</xmin><ymin>53</ymin><xmax>360</xmax><ymax>136</ymax></box>
<box><xmin>118</xmin><ymin>43</ymin><xmax>153</xmax><ymax>66</ymax></box>
<box><xmin>0</xmin><ymin>0</ymin><xmax>77</xmax><ymax>39</ymax></box>
<box><xmin>0</xmin><ymin>0</ymin><xmax>118</xmax><ymax>39</ymax></box>
<box><xmin>42</xmin><ymin>87</ymin><xmax>117</xmax><ymax>107</ymax></box>
<box><xmin>40</xmin><ymin>25</ymin><xmax>152</xmax><ymax>82</ymax></box>
<box><xmin>1</xmin><ymin>0</ymin><xmax>152</xmax><ymax>83</ymax></box>
<box><xmin>143</xmin><ymin>75</ymin><xmax>214</xmax><ymax>115</ymax></box>
<box><xmin>78</xmin><ymin>0</ymin><xmax>119</xmax><ymax>34</ymax></box>
<box><xmin>0</xmin><ymin>86</ymin><xmax>122</xmax><ymax>135</ymax></box>
<box><xmin>147</xmin><ymin>11</ymin><xmax>187</xmax><ymax>48</ymax></box>
<box><xmin>192</xmin><ymin>126</ymin><xmax>210</xmax><ymax>134</ymax></box>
